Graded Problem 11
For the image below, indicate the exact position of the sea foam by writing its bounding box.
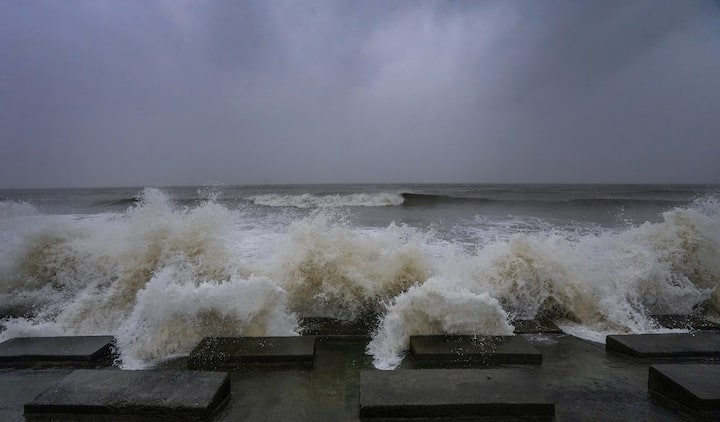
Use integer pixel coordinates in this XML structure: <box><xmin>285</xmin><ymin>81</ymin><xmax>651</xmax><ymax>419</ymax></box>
<box><xmin>0</xmin><ymin>188</ymin><xmax>718</xmax><ymax>369</ymax></box>
<box><xmin>271</xmin><ymin>214</ymin><xmax>432</xmax><ymax>321</ymax></box>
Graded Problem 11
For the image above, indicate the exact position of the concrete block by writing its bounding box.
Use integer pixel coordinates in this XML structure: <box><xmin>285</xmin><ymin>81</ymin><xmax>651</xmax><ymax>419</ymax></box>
<box><xmin>359</xmin><ymin>368</ymin><xmax>554</xmax><ymax>420</ymax></box>
<box><xmin>0</xmin><ymin>337</ymin><xmax>116</xmax><ymax>369</ymax></box>
<box><xmin>651</xmin><ymin>315</ymin><xmax>720</xmax><ymax>331</ymax></box>
<box><xmin>410</xmin><ymin>335</ymin><xmax>542</xmax><ymax>366</ymax></box>
<box><xmin>512</xmin><ymin>319</ymin><xmax>562</xmax><ymax>334</ymax></box>
<box><xmin>188</xmin><ymin>336</ymin><xmax>316</xmax><ymax>370</ymax></box>
<box><xmin>606</xmin><ymin>333</ymin><xmax>720</xmax><ymax>358</ymax></box>
<box><xmin>24</xmin><ymin>369</ymin><xmax>230</xmax><ymax>420</ymax></box>
<box><xmin>649</xmin><ymin>364</ymin><xmax>720</xmax><ymax>415</ymax></box>
<box><xmin>0</xmin><ymin>368</ymin><xmax>71</xmax><ymax>420</ymax></box>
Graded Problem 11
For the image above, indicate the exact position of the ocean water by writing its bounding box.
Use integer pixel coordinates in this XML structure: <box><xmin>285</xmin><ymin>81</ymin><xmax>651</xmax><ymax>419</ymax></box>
<box><xmin>0</xmin><ymin>184</ymin><xmax>719</xmax><ymax>369</ymax></box>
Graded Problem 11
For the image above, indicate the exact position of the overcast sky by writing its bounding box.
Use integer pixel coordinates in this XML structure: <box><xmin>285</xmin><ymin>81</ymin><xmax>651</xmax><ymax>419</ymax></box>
<box><xmin>1</xmin><ymin>0</ymin><xmax>719</xmax><ymax>188</ymax></box>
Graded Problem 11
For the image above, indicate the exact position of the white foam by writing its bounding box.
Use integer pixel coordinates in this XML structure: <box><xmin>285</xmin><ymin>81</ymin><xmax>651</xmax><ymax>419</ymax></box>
<box><xmin>247</xmin><ymin>192</ymin><xmax>404</xmax><ymax>208</ymax></box>
<box><xmin>1</xmin><ymin>189</ymin><xmax>718</xmax><ymax>369</ymax></box>
<box><xmin>0</xmin><ymin>188</ymin><xmax>298</xmax><ymax>367</ymax></box>
<box><xmin>367</xmin><ymin>277</ymin><xmax>514</xmax><ymax>369</ymax></box>
<box><xmin>114</xmin><ymin>267</ymin><xmax>297</xmax><ymax>369</ymax></box>
<box><xmin>366</xmin><ymin>196</ymin><xmax>720</xmax><ymax>365</ymax></box>
<box><xmin>271</xmin><ymin>214</ymin><xmax>432</xmax><ymax>320</ymax></box>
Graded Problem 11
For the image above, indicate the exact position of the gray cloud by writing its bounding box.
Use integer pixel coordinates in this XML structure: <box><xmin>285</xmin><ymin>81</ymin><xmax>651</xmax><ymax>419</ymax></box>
<box><xmin>1</xmin><ymin>0</ymin><xmax>718</xmax><ymax>187</ymax></box>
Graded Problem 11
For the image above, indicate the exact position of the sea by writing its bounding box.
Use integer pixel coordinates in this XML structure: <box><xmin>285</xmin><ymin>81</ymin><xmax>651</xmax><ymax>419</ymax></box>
<box><xmin>1</xmin><ymin>183</ymin><xmax>719</xmax><ymax>369</ymax></box>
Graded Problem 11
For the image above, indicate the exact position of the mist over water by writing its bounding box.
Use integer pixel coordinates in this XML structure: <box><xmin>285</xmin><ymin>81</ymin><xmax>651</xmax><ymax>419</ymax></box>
<box><xmin>0</xmin><ymin>184</ymin><xmax>718</xmax><ymax>369</ymax></box>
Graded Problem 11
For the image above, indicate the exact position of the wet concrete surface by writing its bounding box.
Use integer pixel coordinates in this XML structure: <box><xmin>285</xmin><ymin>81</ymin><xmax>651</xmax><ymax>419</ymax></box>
<box><xmin>409</xmin><ymin>335</ymin><xmax>543</xmax><ymax>367</ymax></box>
<box><xmin>0</xmin><ymin>332</ymin><xmax>717</xmax><ymax>420</ymax></box>
<box><xmin>0</xmin><ymin>336</ymin><xmax>116</xmax><ymax>369</ymax></box>
<box><xmin>649</xmin><ymin>315</ymin><xmax>720</xmax><ymax>331</ymax></box>
<box><xmin>359</xmin><ymin>368</ymin><xmax>554</xmax><ymax>419</ymax></box>
<box><xmin>0</xmin><ymin>368</ymin><xmax>71</xmax><ymax>422</ymax></box>
<box><xmin>188</xmin><ymin>336</ymin><xmax>316</xmax><ymax>370</ymax></box>
<box><xmin>163</xmin><ymin>334</ymin><xmax>709</xmax><ymax>421</ymax></box>
<box><xmin>649</xmin><ymin>364</ymin><xmax>720</xmax><ymax>415</ymax></box>
<box><xmin>521</xmin><ymin>334</ymin><xmax>684</xmax><ymax>421</ymax></box>
<box><xmin>24</xmin><ymin>369</ymin><xmax>230</xmax><ymax>421</ymax></box>
<box><xmin>606</xmin><ymin>332</ymin><xmax>720</xmax><ymax>358</ymax></box>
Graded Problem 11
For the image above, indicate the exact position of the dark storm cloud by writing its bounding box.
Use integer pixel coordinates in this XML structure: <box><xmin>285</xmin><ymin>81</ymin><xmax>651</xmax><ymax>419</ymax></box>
<box><xmin>0</xmin><ymin>0</ymin><xmax>718</xmax><ymax>187</ymax></box>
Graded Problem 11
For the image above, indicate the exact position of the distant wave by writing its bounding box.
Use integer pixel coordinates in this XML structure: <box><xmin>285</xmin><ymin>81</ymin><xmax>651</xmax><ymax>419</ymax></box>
<box><xmin>247</xmin><ymin>191</ymin><xmax>696</xmax><ymax>209</ymax></box>
<box><xmin>97</xmin><ymin>195</ymin><xmax>246</xmax><ymax>210</ymax></box>
<box><xmin>401</xmin><ymin>193</ymin><xmax>687</xmax><ymax>207</ymax></box>
<box><xmin>401</xmin><ymin>193</ymin><xmax>490</xmax><ymax>206</ymax></box>
<box><xmin>247</xmin><ymin>193</ymin><xmax>404</xmax><ymax>208</ymax></box>
<box><xmin>0</xmin><ymin>200</ymin><xmax>39</xmax><ymax>218</ymax></box>
<box><xmin>95</xmin><ymin>197</ymin><xmax>141</xmax><ymax>207</ymax></box>
<box><xmin>567</xmin><ymin>198</ymin><xmax>687</xmax><ymax>207</ymax></box>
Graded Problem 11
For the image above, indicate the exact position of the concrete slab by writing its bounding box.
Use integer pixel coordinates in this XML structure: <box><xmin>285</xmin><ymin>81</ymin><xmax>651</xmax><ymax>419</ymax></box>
<box><xmin>0</xmin><ymin>369</ymin><xmax>71</xmax><ymax>421</ymax></box>
<box><xmin>24</xmin><ymin>369</ymin><xmax>230</xmax><ymax>420</ymax></box>
<box><xmin>651</xmin><ymin>314</ymin><xmax>720</xmax><ymax>331</ymax></box>
<box><xmin>0</xmin><ymin>333</ymin><xmax>693</xmax><ymax>421</ymax></box>
<box><xmin>410</xmin><ymin>335</ymin><xmax>542</xmax><ymax>366</ymax></box>
<box><xmin>187</xmin><ymin>336</ymin><xmax>316</xmax><ymax>370</ymax></box>
<box><xmin>0</xmin><ymin>336</ymin><xmax>116</xmax><ymax>368</ymax></box>
<box><xmin>512</xmin><ymin>319</ymin><xmax>562</xmax><ymax>334</ymax></box>
<box><xmin>606</xmin><ymin>333</ymin><xmax>720</xmax><ymax>358</ymax></box>
<box><xmin>359</xmin><ymin>369</ymin><xmax>554</xmax><ymax>420</ymax></box>
<box><xmin>649</xmin><ymin>364</ymin><xmax>720</xmax><ymax>415</ymax></box>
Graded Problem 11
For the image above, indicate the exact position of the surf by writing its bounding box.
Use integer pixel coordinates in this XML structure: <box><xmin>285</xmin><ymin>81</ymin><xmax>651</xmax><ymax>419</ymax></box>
<box><xmin>0</xmin><ymin>186</ymin><xmax>718</xmax><ymax>369</ymax></box>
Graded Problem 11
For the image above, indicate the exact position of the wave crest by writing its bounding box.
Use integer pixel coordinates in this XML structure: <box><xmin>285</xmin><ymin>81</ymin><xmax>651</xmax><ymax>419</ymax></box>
<box><xmin>368</xmin><ymin>278</ymin><xmax>513</xmax><ymax>370</ymax></box>
<box><xmin>247</xmin><ymin>192</ymin><xmax>404</xmax><ymax>208</ymax></box>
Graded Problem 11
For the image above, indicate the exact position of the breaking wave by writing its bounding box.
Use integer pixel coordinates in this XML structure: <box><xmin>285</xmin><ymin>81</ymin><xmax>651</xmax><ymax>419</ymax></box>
<box><xmin>247</xmin><ymin>192</ymin><xmax>404</xmax><ymax>208</ymax></box>
<box><xmin>271</xmin><ymin>215</ymin><xmax>432</xmax><ymax>321</ymax></box>
<box><xmin>0</xmin><ymin>188</ymin><xmax>718</xmax><ymax>370</ymax></box>
<box><xmin>367</xmin><ymin>196</ymin><xmax>720</xmax><ymax>368</ymax></box>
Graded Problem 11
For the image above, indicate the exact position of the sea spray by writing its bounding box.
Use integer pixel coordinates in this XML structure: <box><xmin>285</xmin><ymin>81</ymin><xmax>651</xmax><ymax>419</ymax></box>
<box><xmin>367</xmin><ymin>196</ymin><xmax>719</xmax><ymax>366</ymax></box>
<box><xmin>115</xmin><ymin>266</ymin><xmax>296</xmax><ymax>369</ymax></box>
<box><xmin>0</xmin><ymin>215</ymin><xmax>105</xmax><ymax>318</ymax></box>
<box><xmin>0</xmin><ymin>186</ymin><xmax>718</xmax><ymax>369</ymax></box>
<box><xmin>368</xmin><ymin>277</ymin><xmax>513</xmax><ymax>370</ymax></box>
<box><xmin>51</xmin><ymin>189</ymin><xmax>246</xmax><ymax>336</ymax></box>
<box><xmin>0</xmin><ymin>188</ymin><xmax>298</xmax><ymax>367</ymax></box>
<box><xmin>273</xmin><ymin>213</ymin><xmax>431</xmax><ymax>321</ymax></box>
